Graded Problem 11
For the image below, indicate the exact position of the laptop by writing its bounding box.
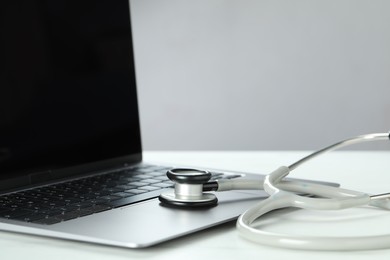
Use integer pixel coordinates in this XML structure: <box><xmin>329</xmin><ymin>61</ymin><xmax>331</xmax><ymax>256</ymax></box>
<box><xmin>0</xmin><ymin>0</ymin><xmax>334</xmax><ymax>248</ymax></box>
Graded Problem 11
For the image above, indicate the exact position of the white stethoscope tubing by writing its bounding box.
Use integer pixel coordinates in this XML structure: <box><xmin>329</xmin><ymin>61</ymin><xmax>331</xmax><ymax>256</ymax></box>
<box><xmin>235</xmin><ymin>132</ymin><xmax>390</xmax><ymax>251</ymax></box>
<box><xmin>237</xmin><ymin>194</ymin><xmax>390</xmax><ymax>251</ymax></box>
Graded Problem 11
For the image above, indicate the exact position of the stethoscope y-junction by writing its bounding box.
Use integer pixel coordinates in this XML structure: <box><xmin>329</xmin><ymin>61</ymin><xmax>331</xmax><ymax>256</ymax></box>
<box><xmin>159</xmin><ymin>133</ymin><xmax>390</xmax><ymax>251</ymax></box>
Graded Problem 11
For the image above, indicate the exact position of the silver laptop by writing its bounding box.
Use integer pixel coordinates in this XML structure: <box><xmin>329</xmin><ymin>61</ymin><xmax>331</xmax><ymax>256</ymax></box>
<box><xmin>0</xmin><ymin>0</ymin><xmax>333</xmax><ymax>248</ymax></box>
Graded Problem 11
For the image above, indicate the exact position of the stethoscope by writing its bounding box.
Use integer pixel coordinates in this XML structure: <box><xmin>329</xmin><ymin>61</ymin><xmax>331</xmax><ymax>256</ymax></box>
<box><xmin>159</xmin><ymin>132</ymin><xmax>390</xmax><ymax>251</ymax></box>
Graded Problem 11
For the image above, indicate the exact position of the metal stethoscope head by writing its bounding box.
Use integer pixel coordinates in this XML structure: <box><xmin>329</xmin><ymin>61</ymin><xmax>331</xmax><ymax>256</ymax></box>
<box><xmin>159</xmin><ymin>132</ymin><xmax>390</xmax><ymax>251</ymax></box>
<box><xmin>159</xmin><ymin>168</ymin><xmax>218</xmax><ymax>207</ymax></box>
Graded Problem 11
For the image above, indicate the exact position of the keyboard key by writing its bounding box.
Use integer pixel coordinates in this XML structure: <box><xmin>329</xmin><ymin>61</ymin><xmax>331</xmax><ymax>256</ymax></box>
<box><xmin>127</xmin><ymin>182</ymin><xmax>148</xmax><ymax>187</ymax></box>
<box><xmin>138</xmin><ymin>186</ymin><xmax>160</xmax><ymax>191</ymax></box>
<box><xmin>32</xmin><ymin>217</ymin><xmax>63</xmax><ymax>225</ymax></box>
<box><xmin>89</xmin><ymin>204</ymin><xmax>111</xmax><ymax>213</ymax></box>
<box><xmin>1</xmin><ymin>209</ymin><xmax>33</xmax><ymax>218</ymax></box>
<box><xmin>98</xmin><ymin>195</ymin><xmax>122</xmax><ymax>201</ymax></box>
<box><xmin>13</xmin><ymin>213</ymin><xmax>50</xmax><ymax>222</ymax></box>
<box><xmin>140</xmin><ymin>179</ymin><xmax>161</xmax><ymax>184</ymax></box>
<box><xmin>155</xmin><ymin>176</ymin><xmax>169</xmax><ymax>181</ymax></box>
<box><xmin>115</xmin><ymin>185</ymin><xmax>136</xmax><ymax>190</ymax></box>
<box><xmin>152</xmin><ymin>183</ymin><xmax>173</xmax><ymax>188</ymax></box>
<box><xmin>124</xmin><ymin>189</ymin><xmax>147</xmax><ymax>195</ymax></box>
<box><xmin>112</xmin><ymin>192</ymin><xmax>133</xmax><ymax>198</ymax></box>
<box><xmin>147</xmin><ymin>171</ymin><xmax>167</xmax><ymax>176</ymax></box>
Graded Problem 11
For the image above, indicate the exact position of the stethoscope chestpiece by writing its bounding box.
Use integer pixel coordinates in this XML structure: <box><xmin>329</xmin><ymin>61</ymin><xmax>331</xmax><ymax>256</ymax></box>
<box><xmin>159</xmin><ymin>168</ymin><xmax>218</xmax><ymax>208</ymax></box>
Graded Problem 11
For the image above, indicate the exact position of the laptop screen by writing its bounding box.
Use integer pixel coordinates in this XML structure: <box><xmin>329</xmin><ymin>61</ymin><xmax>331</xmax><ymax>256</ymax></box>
<box><xmin>0</xmin><ymin>1</ymin><xmax>142</xmax><ymax>182</ymax></box>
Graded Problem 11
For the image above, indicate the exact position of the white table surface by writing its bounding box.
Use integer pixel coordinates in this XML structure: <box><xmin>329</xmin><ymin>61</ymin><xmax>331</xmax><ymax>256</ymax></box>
<box><xmin>1</xmin><ymin>151</ymin><xmax>390</xmax><ymax>259</ymax></box>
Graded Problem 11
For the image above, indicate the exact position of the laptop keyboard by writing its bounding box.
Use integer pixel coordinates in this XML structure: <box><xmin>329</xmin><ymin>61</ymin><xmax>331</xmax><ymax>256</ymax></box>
<box><xmin>0</xmin><ymin>164</ymin><xmax>238</xmax><ymax>225</ymax></box>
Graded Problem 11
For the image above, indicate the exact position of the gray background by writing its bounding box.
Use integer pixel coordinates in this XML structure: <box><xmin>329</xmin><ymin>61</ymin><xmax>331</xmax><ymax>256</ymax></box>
<box><xmin>130</xmin><ymin>0</ymin><xmax>390</xmax><ymax>150</ymax></box>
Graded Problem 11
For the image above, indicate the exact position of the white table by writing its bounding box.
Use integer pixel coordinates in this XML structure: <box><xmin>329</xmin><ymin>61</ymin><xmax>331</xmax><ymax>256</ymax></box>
<box><xmin>1</xmin><ymin>151</ymin><xmax>390</xmax><ymax>259</ymax></box>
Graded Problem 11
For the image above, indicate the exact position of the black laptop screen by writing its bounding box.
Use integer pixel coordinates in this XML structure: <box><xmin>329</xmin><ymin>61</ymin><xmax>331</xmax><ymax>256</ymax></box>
<box><xmin>0</xmin><ymin>1</ymin><xmax>142</xmax><ymax>180</ymax></box>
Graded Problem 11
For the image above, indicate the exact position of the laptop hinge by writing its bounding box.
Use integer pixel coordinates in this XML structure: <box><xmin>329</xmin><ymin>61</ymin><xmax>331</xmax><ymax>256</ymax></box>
<box><xmin>29</xmin><ymin>170</ymin><xmax>52</xmax><ymax>184</ymax></box>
